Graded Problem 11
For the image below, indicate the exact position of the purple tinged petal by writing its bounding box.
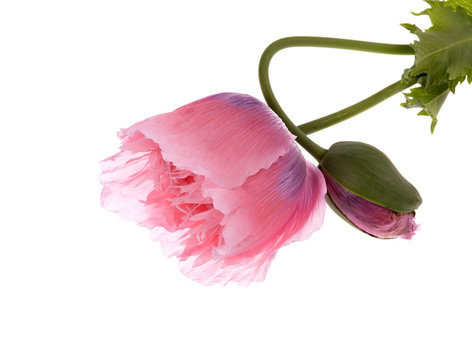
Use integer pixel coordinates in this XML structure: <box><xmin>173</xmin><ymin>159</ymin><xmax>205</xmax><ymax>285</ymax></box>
<box><xmin>99</xmin><ymin>93</ymin><xmax>327</xmax><ymax>285</ymax></box>
<box><xmin>323</xmin><ymin>170</ymin><xmax>419</xmax><ymax>240</ymax></box>
<box><xmin>125</xmin><ymin>92</ymin><xmax>295</xmax><ymax>189</ymax></box>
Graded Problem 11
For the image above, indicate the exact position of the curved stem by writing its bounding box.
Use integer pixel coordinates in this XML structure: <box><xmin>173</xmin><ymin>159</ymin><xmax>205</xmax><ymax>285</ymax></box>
<box><xmin>259</xmin><ymin>41</ymin><xmax>329</xmax><ymax>162</ymax></box>
<box><xmin>258</xmin><ymin>37</ymin><xmax>416</xmax><ymax>143</ymax></box>
<box><xmin>261</xmin><ymin>37</ymin><xmax>414</xmax><ymax>56</ymax></box>
<box><xmin>299</xmin><ymin>78</ymin><xmax>418</xmax><ymax>134</ymax></box>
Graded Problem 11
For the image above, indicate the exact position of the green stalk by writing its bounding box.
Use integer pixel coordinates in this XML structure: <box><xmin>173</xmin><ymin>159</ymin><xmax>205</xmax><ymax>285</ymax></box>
<box><xmin>258</xmin><ymin>36</ymin><xmax>417</xmax><ymax>139</ymax></box>
<box><xmin>299</xmin><ymin>78</ymin><xmax>417</xmax><ymax>134</ymax></box>
<box><xmin>259</xmin><ymin>41</ymin><xmax>329</xmax><ymax>161</ymax></box>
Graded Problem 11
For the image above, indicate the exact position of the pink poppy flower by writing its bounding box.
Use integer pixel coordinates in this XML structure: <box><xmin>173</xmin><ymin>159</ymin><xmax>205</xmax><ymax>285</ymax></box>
<box><xmin>99</xmin><ymin>93</ymin><xmax>326</xmax><ymax>285</ymax></box>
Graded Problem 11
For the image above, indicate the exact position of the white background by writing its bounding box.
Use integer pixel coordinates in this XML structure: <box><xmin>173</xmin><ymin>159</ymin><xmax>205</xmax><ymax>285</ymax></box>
<box><xmin>1</xmin><ymin>0</ymin><xmax>471</xmax><ymax>359</ymax></box>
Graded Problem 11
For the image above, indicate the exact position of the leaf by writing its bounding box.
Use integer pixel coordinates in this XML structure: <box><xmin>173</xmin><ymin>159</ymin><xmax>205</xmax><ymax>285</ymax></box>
<box><xmin>446</xmin><ymin>0</ymin><xmax>472</xmax><ymax>16</ymax></box>
<box><xmin>401</xmin><ymin>77</ymin><xmax>450</xmax><ymax>132</ymax></box>
<box><xmin>401</xmin><ymin>0</ymin><xmax>472</xmax><ymax>132</ymax></box>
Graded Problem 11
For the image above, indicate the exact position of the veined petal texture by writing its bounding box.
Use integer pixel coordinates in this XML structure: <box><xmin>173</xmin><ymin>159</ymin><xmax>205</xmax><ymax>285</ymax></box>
<box><xmin>99</xmin><ymin>93</ymin><xmax>326</xmax><ymax>285</ymax></box>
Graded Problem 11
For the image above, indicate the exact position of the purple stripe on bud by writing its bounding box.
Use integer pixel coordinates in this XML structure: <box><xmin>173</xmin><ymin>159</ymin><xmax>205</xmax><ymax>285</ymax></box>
<box><xmin>323</xmin><ymin>170</ymin><xmax>419</xmax><ymax>239</ymax></box>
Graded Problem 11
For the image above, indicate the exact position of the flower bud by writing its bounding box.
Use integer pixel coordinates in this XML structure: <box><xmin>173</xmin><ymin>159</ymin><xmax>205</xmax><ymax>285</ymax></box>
<box><xmin>319</xmin><ymin>141</ymin><xmax>422</xmax><ymax>239</ymax></box>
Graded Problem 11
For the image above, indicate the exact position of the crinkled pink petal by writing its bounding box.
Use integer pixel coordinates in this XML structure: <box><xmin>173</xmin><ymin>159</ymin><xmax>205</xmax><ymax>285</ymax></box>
<box><xmin>99</xmin><ymin>132</ymin><xmax>213</xmax><ymax>232</ymax></box>
<box><xmin>204</xmin><ymin>143</ymin><xmax>326</xmax><ymax>257</ymax></box>
<box><xmin>160</xmin><ymin>143</ymin><xmax>327</xmax><ymax>285</ymax></box>
<box><xmin>323</xmin><ymin>170</ymin><xmax>418</xmax><ymax>240</ymax></box>
<box><xmin>99</xmin><ymin>93</ymin><xmax>326</xmax><ymax>285</ymax></box>
<box><xmin>124</xmin><ymin>93</ymin><xmax>295</xmax><ymax>189</ymax></box>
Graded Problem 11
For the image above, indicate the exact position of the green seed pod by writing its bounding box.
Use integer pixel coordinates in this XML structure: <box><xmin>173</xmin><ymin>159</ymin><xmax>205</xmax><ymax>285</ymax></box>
<box><xmin>320</xmin><ymin>141</ymin><xmax>422</xmax><ymax>213</ymax></box>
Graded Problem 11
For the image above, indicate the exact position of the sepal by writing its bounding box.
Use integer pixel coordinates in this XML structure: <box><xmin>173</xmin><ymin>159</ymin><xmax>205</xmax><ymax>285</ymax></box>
<box><xmin>320</xmin><ymin>141</ymin><xmax>422</xmax><ymax>213</ymax></box>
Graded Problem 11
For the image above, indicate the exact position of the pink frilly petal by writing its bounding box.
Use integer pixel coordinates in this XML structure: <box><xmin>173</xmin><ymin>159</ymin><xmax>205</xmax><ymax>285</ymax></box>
<box><xmin>99</xmin><ymin>93</ymin><xmax>326</xmax><ymax>285</ymax></box>
<box><xmin>159</xmin><ymin>143</ymin><xmax>326</xmax><ymax>285</ymax></box>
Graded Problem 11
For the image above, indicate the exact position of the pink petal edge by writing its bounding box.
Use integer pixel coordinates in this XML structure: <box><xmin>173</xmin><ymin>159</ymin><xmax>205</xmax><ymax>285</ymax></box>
<box><xmin>99</xmin><ymin>93</ymin><xmax>326</xmax><ymax>285</ymax></box>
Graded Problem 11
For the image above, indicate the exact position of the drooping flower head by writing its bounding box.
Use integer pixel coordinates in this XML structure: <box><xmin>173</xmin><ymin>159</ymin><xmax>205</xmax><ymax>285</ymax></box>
<box><xmin>99</xmin><ymin>93</ymin><xmax>326</xmax><ymax>285</ymax></box>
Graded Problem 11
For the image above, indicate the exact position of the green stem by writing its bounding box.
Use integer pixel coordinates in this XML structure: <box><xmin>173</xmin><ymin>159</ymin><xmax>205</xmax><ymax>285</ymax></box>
<box><xmin>258</xmin><ymin>37</ymin><xmax>416</xmax><ymax>145</ymax></box>
<box><xmin>259</xmin><ymin>54</ymin><xmax>327</xmax><ymax>162</ymax></box>
<box><xmin>299</xmin><ymin>78</ymin><xmax>417</xmax><ymax>134</ymax></box>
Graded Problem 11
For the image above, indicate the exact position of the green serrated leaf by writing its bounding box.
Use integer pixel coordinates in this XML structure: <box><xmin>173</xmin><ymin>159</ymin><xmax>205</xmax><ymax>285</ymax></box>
<box><xmin>402</xmin><ymin>77</ymin><xmax>450</xmax><ymax>133</ymax></box>
<box><xmin>402</xmin><ymin>0</ymin><xmax>472</xmax><ymax>130</ymax></box>
<box><xmin>401</xmin><ymin>23</ymin><xmax>422</xmax><ymax>35</ymax></box>
<box><xmin>446</xmin><ymin>0</ymin><xmax>472</xmax><ymax>16</ymax></box>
